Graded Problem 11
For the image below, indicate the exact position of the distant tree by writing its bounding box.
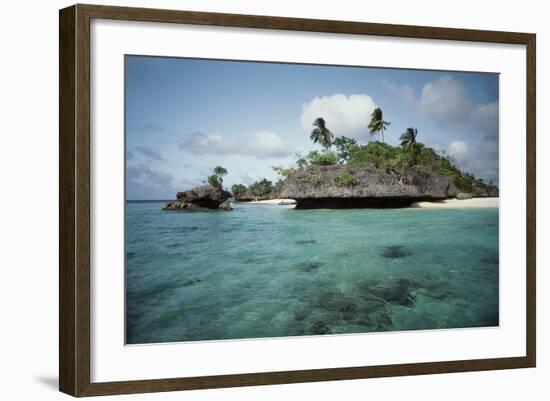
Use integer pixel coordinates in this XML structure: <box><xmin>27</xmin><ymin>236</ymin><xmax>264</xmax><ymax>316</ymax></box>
<box><xmin>310</xmin><ymin>117</ymin><xmax>334</xmax><ymax>151</ymax></box>
<box><xmin>231</xmin><ymin>183</ymin><xmax>247</xmax><ymax>197</ymax></box>
<box><xmin>273</xmin><ymin>179</ymin><xmax>285</xmax><ymax>194</ymax></box>
<box><xmin>249</xmin><ymin>178</ymin><xmax>274</xmax><ymax>198</ymax></box>
<box><xmin>333</xmin><ymin>136</ymin><xmax>358</xmax><ymax>164</ymax></box>
<box><xmin>368</xmin><ymin>107</ymin><xmax>391</xmax><ymax>143</ymax></box>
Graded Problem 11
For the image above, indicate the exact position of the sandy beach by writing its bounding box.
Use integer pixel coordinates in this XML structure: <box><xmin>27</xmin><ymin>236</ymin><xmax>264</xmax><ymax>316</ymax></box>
<box><xmin>244</xmin><ymin>199</ymin><xmax>297</xmax><ymax>205</ymax></box>
<box><xmin>412</xmin><ymin>198</ymin><xmax>499</xmax><ymax>208</ymax></box>
<box><xmin>241</xmin><ymin>198</ymin><xmax>498</xmax><ymax>208</ymax></box>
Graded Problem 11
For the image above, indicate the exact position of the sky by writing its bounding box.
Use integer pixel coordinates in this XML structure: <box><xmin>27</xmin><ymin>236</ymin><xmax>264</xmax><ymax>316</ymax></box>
<box><xmin>125</xmin><ymin>55</ymin><xmax>499</xmax><ymax>200</ymax></box>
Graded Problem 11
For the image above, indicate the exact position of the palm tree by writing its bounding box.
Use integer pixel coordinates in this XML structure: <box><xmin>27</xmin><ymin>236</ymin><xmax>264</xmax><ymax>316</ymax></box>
<box><xmin>310</xmin><ymin>117</ymin><xmax>334</xmax><ymax>151</ymax></box>
<box><xmin>399</xmin><ymin>127</ymin><xmax>420</xmax><ymax>164</ymax></box>
<box><xmin>213</xmin><ymin>166</ymin><xmax>227</xmax><ymax>182</ymax></box>
<box><xmin>399</xmin><ymin>127</ymin><xmax>418</xmax><ymax>149</ymax></box>
<box><xmin>368</xmin><ymin>107</ymin><xmax>391</xmax><ymax>143</ymax></box>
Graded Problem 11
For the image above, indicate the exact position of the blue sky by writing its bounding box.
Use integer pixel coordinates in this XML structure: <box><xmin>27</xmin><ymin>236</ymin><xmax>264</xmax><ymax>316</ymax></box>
<box><xmin>125</xmin><ymin>56</ymin><xmax>499</xmax><ymax>200</ymax></box>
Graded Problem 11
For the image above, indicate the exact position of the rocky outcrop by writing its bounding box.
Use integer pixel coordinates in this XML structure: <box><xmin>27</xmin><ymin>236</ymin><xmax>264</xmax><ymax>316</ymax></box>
<box><xmin>280</xmin><ymin>165</ymin><xmax>460</xmax><ymax>209</ymax></box>
<box><xmin>162</xmin><ymin>185</ymin><xmax>232</xmax><ymax>211</ymax></box>
<box><xmin>456</xmin><ymin>192</ymin><xmax>473</xmax><ymax>200</ymax></box>
<box><xmin>472</xmin><ymin>183</ymin><xmax>499</xmax><ymax>198</ymax></box>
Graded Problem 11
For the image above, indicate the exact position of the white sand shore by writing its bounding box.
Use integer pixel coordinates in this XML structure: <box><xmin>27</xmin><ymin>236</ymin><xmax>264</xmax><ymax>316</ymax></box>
<box><xmin>244</xmin><ymin>198</ymin><xmax>297</xmax><ymax>205</ymax></box>
<box><xmin>239</xmin><ymin>198</ymin><xmax>498</xmax><ymax>208</ymax></box>
<box><xmin>412</xmin><ymin>198</ymin><xmax>499</xmax><ymax>208</ymax></box>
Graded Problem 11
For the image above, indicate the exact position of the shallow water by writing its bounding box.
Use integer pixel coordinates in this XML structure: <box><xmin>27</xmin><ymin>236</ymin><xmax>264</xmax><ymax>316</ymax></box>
<box><xmin>125</xmin><ymin>201</ymin><xmax>499</xmax><ymax>344</ymax></box>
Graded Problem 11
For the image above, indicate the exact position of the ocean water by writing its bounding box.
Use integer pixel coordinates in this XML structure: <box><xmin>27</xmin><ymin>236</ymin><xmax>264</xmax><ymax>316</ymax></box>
<box><xmin>125</xmin><ymin>202</ymin><xmax>499</xmax><ymax>344</ymax></box>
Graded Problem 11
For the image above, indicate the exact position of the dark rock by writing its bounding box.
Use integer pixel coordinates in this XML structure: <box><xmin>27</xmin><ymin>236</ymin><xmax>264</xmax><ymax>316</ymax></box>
<box><xmin>382</xmin><ymin>245</ymin><xmax>412</xmax><ymax>259</ymax></box>
<box><xmin>181</xmin><ymin>278</ymin><xmax>202</xmax><ymax>287</ymax></box>
<box><xmin>280</xmin><ymin>165</ymin><xmax>459</xmax><ymax>209</ymax></box>
<box><xmin>297</xmin><ymin>261</ymin><xmax>322</xmax><ymax>272</ymax></box>
<box><xmin>162</xmin><ymin>185</ymin><xmax>232</xmax><ymax>211</ymax></box>
<box><xmin>294</xmin><ymin>309</ymin><xmax>309</xmax><ymax>321</ymax></box>
<box><xmin>472</xmin><ymin>183</ymin><xmax>499</xmax><ymax>198</ymax></box>
<box><xmin>376</xmin><ymin>279</ymin><xmax>417</xmax><ymax>306</ymax></box>
<box><xmin>176</xmin><ymin>185</ymin><xmax>231</xmax><ymax>203</ymax></box>
<box><xmin>338</xmin><ymin>302</ymin><xmax>357</xmax><ymax>321</ymax></box>
<box><xmin>358</xmin><ymin>278</ymin><xmax>417</xmax><ymax>307</ymax></box>
<box><xmin>311</xmin><ymin>320</ymin><xmax>330</xmax><ymax>335</ymax></box>
<box><xmin>295</xmin><ymin>239</ymin><xmax>317</xmax><ymax>245</ymax></box>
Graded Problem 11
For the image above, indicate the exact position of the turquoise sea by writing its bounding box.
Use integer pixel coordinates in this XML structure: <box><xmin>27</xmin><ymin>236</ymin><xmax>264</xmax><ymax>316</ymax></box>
<box><xmin>125</xmin><ymin>202</ymin><xmax>499</xmax><ymax>344</ymax></box>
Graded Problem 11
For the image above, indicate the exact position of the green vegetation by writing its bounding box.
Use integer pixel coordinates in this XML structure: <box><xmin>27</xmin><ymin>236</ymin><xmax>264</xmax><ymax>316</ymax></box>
<box><xmin>295</xmin><ymin>113</ymin><xmax>489</xmax><ymax>192</ymax></box>
<box><xmin>231</xmin><ymin>183</ymin><xmax>247</xmax><ymax>197</ymax></box>
<box><xmin>207</xmin><ymin>166</ymin><xmax>228</xmax><ymax>188</ymax></box>
<box><xmin>368</xmin><ymin>107</ymin><xmax>391</xmax><ymax>143</ymax></box>
<box><xmin>334</xmin><ymin>171</ymin><xmax>358</xmax><ymax>187</ymax></box>
<box><xmin>249</xmin><ymin>178</ymin><xmax>273</xmax><ymax>197</ymax></box>
<box><xmin>306</xmin><ymin>150</ymin><xmax>339</xmax><ymax>166</ymax></box>
<box><xmin>333</xmin><ymin>136</ymin><xmax>358</xmax><ymax>164</ymax></box>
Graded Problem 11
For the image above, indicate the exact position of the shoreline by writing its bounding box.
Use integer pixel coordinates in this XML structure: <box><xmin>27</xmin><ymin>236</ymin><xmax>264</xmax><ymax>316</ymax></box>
<box><xmin>237</xmin><ymin>197</ymin><xmax>499</xmax><ymax>209</ymax></box>
<box><xmin>238</xmin><ymin>198</ymin><xmax>297</xmax><ymax>205</ymax></box>
<box><xmin>411</xmin><ymin>198</ymin><xmax>499</xmax><ymax>209</ymax></box>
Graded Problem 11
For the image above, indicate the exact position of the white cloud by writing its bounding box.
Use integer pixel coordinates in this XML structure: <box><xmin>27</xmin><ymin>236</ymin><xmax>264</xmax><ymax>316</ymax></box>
<box><xmin>448</xmin><ymin>140</ymin><xmax>469</xmax><ymax>164</ymax></box>
<box><xmin>181</xmin><ymin>132</ymin><xmax>228</xmax><ymax>155</ymax></box>
<box><xmin>180</xmin><ymin>131</ymin><xmax>292</xmax><ymax>159</ymax></box>
<box><xmin>446</xmin><ymin>139</ymin><xmax>499</xmax><ymax>184</ymax></box>
<box><xmin>133</xmin><ymin>146</ymin><xmax>164</xmax><ymax>161</ymax></box>
<box><xmin>300</xmin><ymin>94</ymin><xmax>377</xmax><ymax>139</ymax></box>
<box><xmin>389</xmin><ymin>75</ymin><xmax>499</xmax><ymax>139</ymax></box>
<box><xmin>241</xmin><ymin>131</ymin><xmax>292</xmax><ymax>159</ymax></box>
<box><xmin>127</xmin><ymin>163</ymin><xmax>173</xmax><ymax>185</ymax></box>
<box><xmin>385</xmin><ymin>82</ymin><xmax>415</xmax><ymax>105</ymax></box>
<box><xmin>126</xmin><ymin>163</ymin><xmax>177</xmax><ymax>200</ymax></box>
<box><xmin>417</xmin><ymin>75</ymin><xmax>474</xmax><ymax>124</ymax></box>
<box><xmin>473</xmin><ymin>101</ymin><xmax>499</xmax><ymax>138</ymax></box>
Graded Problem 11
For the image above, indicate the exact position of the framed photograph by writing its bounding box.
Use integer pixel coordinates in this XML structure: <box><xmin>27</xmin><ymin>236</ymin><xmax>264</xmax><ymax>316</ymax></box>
<box><xmin>59</xmin><ymin>4</ymin><xmax>536</xmax><ymax>397</ymax></box>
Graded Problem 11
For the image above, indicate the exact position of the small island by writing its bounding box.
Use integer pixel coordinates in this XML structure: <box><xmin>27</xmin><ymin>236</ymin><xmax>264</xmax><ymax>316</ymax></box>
<box><xmin>162</xmin><ymin>111</ymin><xmax>498</xmax><ymax>211</ymax></box>
<box><xmin>162</xmin><ymin>167</ymin><xmax>232</xmax><ymax>211</ymax></box>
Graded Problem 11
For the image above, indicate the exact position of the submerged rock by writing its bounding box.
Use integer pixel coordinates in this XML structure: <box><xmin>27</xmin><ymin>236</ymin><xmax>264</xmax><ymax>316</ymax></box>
<box><xmin>295</xmin><ymin>239</ymin><xmax>317</xmax><ymax>245</ymax></box>
<box><xmin>382</xmin><ymin>245</ymin><xmax>412</xmax><ymax>259</ymax></box>
<box><xmin>293</xmin><ymin>308</ymin><xmax>309</xmax><ymax>321</ymax></box>
<box><xmin>181</xmin><ymin>278</ymin><xmax>202</xmax><ymax>287</ymax></box>
<box><xmin>162</xmin><ymin>185</ymin><xmax>232</xmax><ymax>211</ymax></box>
<box><xmin>358</xmin><ymin>278</ymin><xmax>418</xmax><ymax>307</ymax></box>
<box><xmin>311</xmin><ymin>320</ymin><xmax>331</xmax><ymax>335</ymax></box>
<box><xmin>297</xmin><ymin>261</ymin><xmax>323</xmax><ymax>272</ymax></box>
<box><xmin>338</xmin><ymin>302</ymin><xmax>357</xmax><ymax>321</ymax></box>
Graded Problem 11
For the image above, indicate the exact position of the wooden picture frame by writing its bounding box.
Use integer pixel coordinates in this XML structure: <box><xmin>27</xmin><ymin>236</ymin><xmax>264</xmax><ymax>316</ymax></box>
<box><xmin>59</xmin><ymin>3</ymin><xmax>536</xmax><ymax>397</ymax></box>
